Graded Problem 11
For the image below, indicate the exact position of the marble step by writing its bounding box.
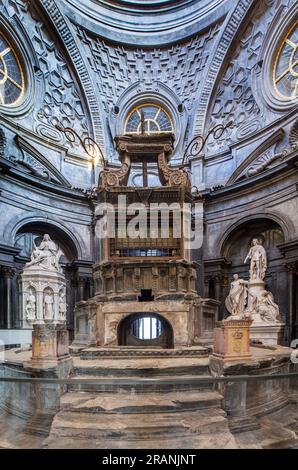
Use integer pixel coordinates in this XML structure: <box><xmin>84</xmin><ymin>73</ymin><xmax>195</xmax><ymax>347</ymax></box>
<box><xmin>72</xmin><ymin>356</ymin><xmax>210</xmax><ymax>378</ymax></box>
<box><xmin>44</xmin><ymin>429</ymin><xmax>238</xmax><ymax>449</ymax></box>
<box><xmin>45</xmin><ymin>407</ymin><xmax>229</xmax><ymax>442</ymax></box>
<box><xmin>67</xmin><ymin>374</ymin><xmax>214</xmax><ymax>393</ymax></box>
<box><xmin>60</xmin><ymin>390</ymin><xmax>222</xmax><ymax>414</ymax></box>
<box><xmin>76</xmin><ymin>346</ymin><xmax>210</xmax><ymax>360</ymax></box>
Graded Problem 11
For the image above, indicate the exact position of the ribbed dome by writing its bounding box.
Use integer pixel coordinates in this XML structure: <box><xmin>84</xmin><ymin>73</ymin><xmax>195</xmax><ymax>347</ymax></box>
<box><xmin>64</xmin><ymin>0</ymin><xmax>227</xmax><ymax>46</ymax></box>
<box><xmin>95</xmin><ymin>0</ymin><xmax>195</xmax><ymax>12</ymax></box>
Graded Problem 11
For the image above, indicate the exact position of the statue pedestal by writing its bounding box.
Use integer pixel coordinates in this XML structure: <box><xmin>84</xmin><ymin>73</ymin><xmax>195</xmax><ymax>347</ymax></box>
<box><xmin>246</xmin><ymin>280</ymin><xmax>284</xmax><ymax>346</ymax></box>
<box><xmin>25</xmin><ymin>324</ymin><xmax>72</xmax><ymax>372</ymax></box>
<box><xmin>21</xmin><ymin>267</ymin><xmax>67</xmax><ymax>327</ymax></box>
<box><xmin>212</xmin><ymin>319</ymin><xmax>252</xmax><ymax>362</ymax></box>
<box><xmin>246</xmin><ymin>280</ymin><xmax>265</xmax><ymax>311</ymax></box>
<box><xmin>250</xmin><ymin>322</ymin><xmax>285</xmax><ymax>346</ymax></box>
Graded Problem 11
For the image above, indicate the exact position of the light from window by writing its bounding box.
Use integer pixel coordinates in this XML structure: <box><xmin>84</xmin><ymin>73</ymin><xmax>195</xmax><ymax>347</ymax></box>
<box><xmin>274</xmin><ymin>21</ymin><xmax>298</xmax><ymax>100</ymax></box>
<box><xmin>0</xmin><ymin>32</ymin><xmax>25</xmax><ymax>106</ymax></box>
<box><xmin>130</xmin><ymin>315</ymin><xmax>163</xmax><ymax>340</ymax></box>
<box><xmin>125</xmin><ymin>104</ymin><xmax>173</xmax><ymax>135</ymax></box>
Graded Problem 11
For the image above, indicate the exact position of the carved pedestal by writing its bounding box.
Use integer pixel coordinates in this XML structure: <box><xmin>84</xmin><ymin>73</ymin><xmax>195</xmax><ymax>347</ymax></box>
<box><xmin>250</xmin><ymin>323</ymin><xmax>285</xmax><ymax>346</ymax></box>
<box><xmin>21</xmin><ymin>267</ymin><xmax>67</xmax><ymax>328</ymax></box>
<box><xmin>212</xmin><ymin>319</ymin><xmax>252</xmax><ymax>362</ymax></box>
<box><xmin>73</xmin><ymin>297</ymin><xmax>203</xmax><ymax>348</ymax></box>
<box><xmin>25</xmin><ymin>323</ymin><xmax>72</xmax><ymax>372</ymax></box>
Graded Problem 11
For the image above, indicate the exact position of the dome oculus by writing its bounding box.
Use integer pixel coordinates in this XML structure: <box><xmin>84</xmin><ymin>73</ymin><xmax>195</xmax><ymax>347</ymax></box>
<box><xmin>274</xmin><ymin>21</ymin><xmax>298</xmax><ymax>100</ymax></box>
<box><xmin>0</xmin><ymin>31</ymin><xmax>25</xmax><ymax>107</ymax></box>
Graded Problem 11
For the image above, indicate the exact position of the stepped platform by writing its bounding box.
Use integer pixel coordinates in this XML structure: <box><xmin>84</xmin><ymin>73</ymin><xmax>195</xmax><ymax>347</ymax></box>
<box><xmin>44</xmin><ymin>401</ymin><xmax>237</xmax><ymax>449</ymax></box>
<box><xmin>71</xmin><ymin>345</ymin><xmax>211</xmax><ymax>359</ymax></box>
<box><xmin>2</xmin><ymin>345</ymin><xmax>297</xmax><ymax>449</ymax></box>
<box><xmin>44</xmin><ymin>345</ymin><xmax>237</xmax><ymax>449</ymax></box>
<box><xmin>72</xmin><ymin>355</ymin><xmax>210</xmax><ymax>378</ymax></box>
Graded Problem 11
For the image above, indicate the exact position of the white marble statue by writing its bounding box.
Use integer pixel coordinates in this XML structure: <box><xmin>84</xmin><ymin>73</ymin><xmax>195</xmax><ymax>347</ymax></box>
<box><xmin>26</xmin><ymin>234</ymin><xmax>62</xmax><ymax>272</ymax></box>
<box><xmin>21</xmin><ymin>234</ymin><xmax>67</xmax><ymax>326</ymax></box>
<box><xmin>59</xmin><ymin>290</ymin><xmax>67</xmax><ymax>321</ymax></box>
<box><xmin>244</xmin><ymin>238</ymin><xmax>267</xmax><ymax>281</ymax></box>
<box><xmin>225</xmin><ymin>274</ymin><xmax>248</xmax><ymax>318</ymax></box>
<box><xmin>25</xmin><ymin>288</ymin><xmax>36</xmax><ymax>321</ymax></box>
<box><xmin>255</xmin><ymin>290</ymin><xmax>280</xmax><ymax>323</ymax></box>
<box><xmin>223</xmin><ymin>235</ymin><xmax>283</xmax><ymax>344</ymax></box>
<box><xmin>44</xmin><ymin>288</ymin><xmax>54</xmax><ymax>320</ymax></box>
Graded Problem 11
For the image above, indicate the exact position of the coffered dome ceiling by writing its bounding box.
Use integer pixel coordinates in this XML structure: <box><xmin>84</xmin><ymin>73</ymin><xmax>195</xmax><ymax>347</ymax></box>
<box><xmin>63</xmin><ymin>0</ymin><xmax>228</xmax><ymax>46</ymax></box>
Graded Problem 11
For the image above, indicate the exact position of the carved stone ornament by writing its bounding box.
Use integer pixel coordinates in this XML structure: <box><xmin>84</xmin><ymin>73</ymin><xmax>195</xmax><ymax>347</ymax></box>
<box><xmin>289</xmin><ymin>120</ymin><xmax>298</xmax><ymax>149</ymax></box>
<box><xmin>25</xmin><ymin>234</ymin><xmax>62</xmax><ymax>272</ymax></box>
<box><xmin>245</xmin><ymin>149</ymin><xmax>287</xmax><ymax>178</ymax></box>
<box><xmin>158</xmin><ymin>152</ymin><xmax>190</xmax><ymax>188</ymax></box>
<box><xmin>0</xmin><ymin>128</ymin><xmax>6</xmax><ymax>157</ymax></box>
<box><xmin>21</xmin><ymin>234</ymin><xmax>67</xmax><ymax>326</ymax></box>
<box><xmin>99</xmin><ymin>154</ymin><xmax>131</xmax><ymax>188</ymax></box>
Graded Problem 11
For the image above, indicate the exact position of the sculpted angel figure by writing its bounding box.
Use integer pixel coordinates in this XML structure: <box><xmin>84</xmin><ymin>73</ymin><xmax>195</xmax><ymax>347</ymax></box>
<box><xmin>225</xmin><ymin>274</ymin><xmax>248</xmax><ymax>318</ymax></box>
<box><xmin>244</xmin><ymin>238</ymin><xmax>267</xmax><ymax>281</ymax></box>
<box><xmin>26</xmin><ymin>234</ymin><xmax>62</xmax><ymax>271</ymax></box>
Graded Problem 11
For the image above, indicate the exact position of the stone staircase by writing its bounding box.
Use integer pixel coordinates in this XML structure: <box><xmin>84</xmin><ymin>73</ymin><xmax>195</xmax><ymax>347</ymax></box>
<box><xmin>44</xmin><ymin>347</ymin><xmax>238</xmax><ymax>449</ymax></box>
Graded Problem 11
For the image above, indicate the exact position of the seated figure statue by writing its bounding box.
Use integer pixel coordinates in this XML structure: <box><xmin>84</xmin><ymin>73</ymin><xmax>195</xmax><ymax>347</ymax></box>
<box><xmin>256</xmin><ymin>290</ymin><xmax>281</xmax><ymax>323</ymax></box>
<box><xmin>26</xmin><ymin>234</ymin><xmax>61</xmax><ymax>271</ymax></box>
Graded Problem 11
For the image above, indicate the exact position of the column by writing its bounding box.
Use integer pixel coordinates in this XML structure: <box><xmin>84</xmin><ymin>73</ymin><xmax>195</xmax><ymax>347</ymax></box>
<box><xmin>213</xmin><ymin>275</ymin><xmax>222</xmax><ymax>301</ymax></box>
<box><xmin>77</xmin><ymin>277</ymin><xmax>86</xmax><ymax>302</ymax></box>
<box><xmin>204</xmin><ymin>275</ymin><xmax>210</xmax><ymax>298</ymax></box>
<box><xmin>286</xmin><ymin>262</ymin><xmax>297</xmax><ymax>342</ymax></box>
<box><xmin>2</xmin><ymin>266</ymin><xmax>16</xmax><ymax>329</ymax></box>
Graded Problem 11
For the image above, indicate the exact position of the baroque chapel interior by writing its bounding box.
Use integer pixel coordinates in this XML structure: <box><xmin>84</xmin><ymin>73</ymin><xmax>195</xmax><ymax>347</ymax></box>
<box><xmin>0</xmin><ymin>0</ymin><xmax>298</xmax><ymax>451</ymax></box>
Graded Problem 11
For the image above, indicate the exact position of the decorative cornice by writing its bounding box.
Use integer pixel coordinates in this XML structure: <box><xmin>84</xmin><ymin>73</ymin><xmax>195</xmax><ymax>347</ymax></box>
<box><xmin>227</xmin><ymin>129</ymin><xmax>285</xmax><ymax>185</ymax></box>
<box><xmin>0</xmin><ymin>244</ymin><xmax>22</xmax><ymax>257</ymax></box>
<box><xmin>203</xmin><ymin>149</ymin><xmax>298</xmax><ymax>200</ymax></box>
<box><xmin>36</xmin><ymin>0</ymin><xmax>104</xmax><ymax>147</ymax></box>
<box><xmin>0</xmin><ymin>156</ymin><xmax>89</xmax><ymax>201</ymax></box>
<box><xmin>15</xmin><ymin>136</ymin><xmax>71</xmax><ymax>188</ymax></box>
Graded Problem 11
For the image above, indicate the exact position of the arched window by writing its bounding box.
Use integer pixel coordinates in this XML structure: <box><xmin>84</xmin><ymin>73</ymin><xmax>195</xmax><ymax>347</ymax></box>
<box><xmin>274</xmin><ymin>21</ymin><xmax>298</xmax><ymax>100</ymax></box>
<box><xmin>125</xmin><ymin>104</ymin><xmax>173</xmax><ymax>135</ymax></box>
<box><xmin>0</xmin><ymin>30</ymin><xmax>25</xmax><ymax>106</ymax></box>
<box><xmin>118</xmin><ymin>313</ymin><xmax>174</xmax><ymax>348</ymax></box>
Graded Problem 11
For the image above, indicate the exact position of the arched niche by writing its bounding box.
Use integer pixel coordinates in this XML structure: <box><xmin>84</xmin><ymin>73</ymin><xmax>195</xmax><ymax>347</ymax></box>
<box><xmin>221</xmin><ymin>218</ymin><xmax>285</xmax><ymax>269</ymax></box>
<box><xmin>13</xmin><ymin>222</ymin><xmax>80</xmax><ymax>334</ymax></box>
<box><xmin>14</xmin><ymin>221</ymin><xmax>78</xmax><ymax>263</ymax></box>
<box><xmin>219</xmin><ymin>217</ymin><xmax>287</xmax><ymax>323</ymax></box>
<box><xmin>117</xmin><ymin>312</ymin><xmax>174</xmax><ymax>349</ymax></box>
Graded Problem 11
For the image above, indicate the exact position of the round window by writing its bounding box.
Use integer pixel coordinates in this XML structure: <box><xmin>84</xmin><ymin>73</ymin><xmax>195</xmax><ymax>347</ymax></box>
<box><xmin>125</xmin><ymin>104</ymin><xmax>173</xmax><ymax>135</ymax></box>
<box><xmin>274</xmin><ymin>21</ymin><xmax>298</xmax><ymax>100</ymax></box>
<box><xmin>0</xmin><ymin>30</ymin><xmax>25</xmax><ymax>107</ymax></box>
